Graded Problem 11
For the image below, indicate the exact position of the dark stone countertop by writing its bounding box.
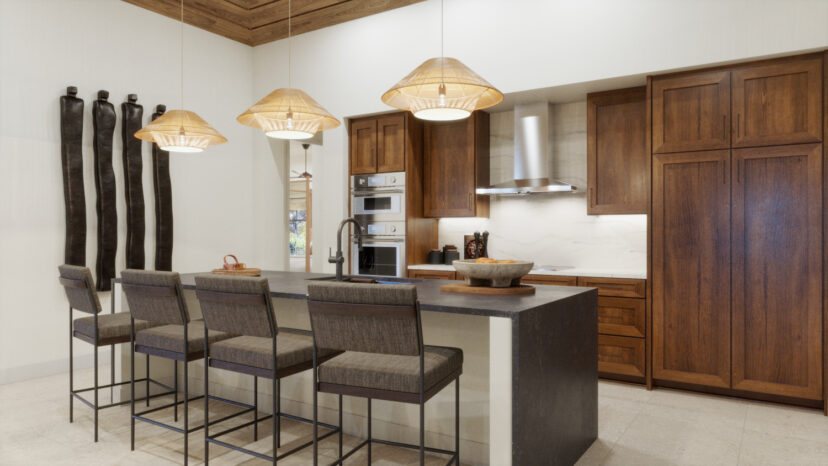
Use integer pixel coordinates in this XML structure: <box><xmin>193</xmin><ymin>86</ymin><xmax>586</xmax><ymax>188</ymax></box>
<box><xmin>165</xmin><ymin>270</ymin><xmax>594</xmax><ymax>319</ymax></box>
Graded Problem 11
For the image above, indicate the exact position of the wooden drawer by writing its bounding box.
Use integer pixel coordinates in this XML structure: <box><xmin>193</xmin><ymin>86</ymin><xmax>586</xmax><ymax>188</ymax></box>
<box><xmin>598</xmin><ymin>335</ymin><xmax>645</xmax><ymax>379</ymax></box>
<box><xmin>408</xmin><ymin>269</ymin><xmax>455</xmax><ymax>280</ymax></box>
<box><xmin>598</xmin><ymin>297</ymin><xmax>645</xmax><ymax>338</ymax></box>
<box><xmin>521</xmin><ymin>274</ymin><xmax>577</xmax><ymax>286</ymax></box>
<box><xmin>577</xmin><ymin>277</ymin><xmax>645</xmax><ymax>298</ymax></box>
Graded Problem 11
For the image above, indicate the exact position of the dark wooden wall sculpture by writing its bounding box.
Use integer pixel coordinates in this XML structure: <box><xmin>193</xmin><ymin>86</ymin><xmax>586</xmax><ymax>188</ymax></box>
<box><xmin>121</xmin><ymin>94</ymin><xmax>145</xmax><ymax>270</ymax></box>
<box><xmin>59</xmin><ymin>86</ymin><xmax>87</xmax><ymax>266</ymax></box>
<box><xmin>93</xmin><ymin>90</ymin><xmax>117</xmax><ymax>291</ymax></box>
<box><xmin>151</xmin><ymin>105</ymin><xmax>174</xmax><ymax>271</ymax></box>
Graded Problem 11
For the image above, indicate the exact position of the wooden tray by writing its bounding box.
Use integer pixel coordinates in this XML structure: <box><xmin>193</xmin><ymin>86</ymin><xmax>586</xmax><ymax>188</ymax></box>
<box><xmin>211</xmin><ymin>268</ymin><xmax>262</xmax><ymax>277</ymax></box>
<box><xmin>439</xmin><ymin>283</ymin><xmax>535</xmax><ymax>295</ymax></box>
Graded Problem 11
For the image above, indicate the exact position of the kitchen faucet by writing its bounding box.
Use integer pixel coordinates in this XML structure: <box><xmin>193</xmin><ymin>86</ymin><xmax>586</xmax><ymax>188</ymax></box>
<box><xmin>329</xmin><ymin>217</ymin><xmax>363</xmax><ymax>281</ymax></box>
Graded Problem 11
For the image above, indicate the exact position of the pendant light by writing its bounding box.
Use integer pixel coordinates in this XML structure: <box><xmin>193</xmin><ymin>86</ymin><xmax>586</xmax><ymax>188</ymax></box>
<box><xmin>134</xmin><ymin>0</ymin><xmax>227</xmax><ymax>152</ymax></box>
<box><xmin>381</xmin><ymin>0</ymin><xmax>503</xmax><ymax>121</ymax></box>
<box><xmin>237</xmin><ymin>0</ymin><xmax>340</xmax><ymax>139</ymax></box>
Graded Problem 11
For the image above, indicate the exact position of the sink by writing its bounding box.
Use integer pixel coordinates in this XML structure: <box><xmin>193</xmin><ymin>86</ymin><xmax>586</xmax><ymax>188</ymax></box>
<box><xmin>307</xmin><ymin>275</ymin><xmax>423</xmax><ymax>284</ymax></box>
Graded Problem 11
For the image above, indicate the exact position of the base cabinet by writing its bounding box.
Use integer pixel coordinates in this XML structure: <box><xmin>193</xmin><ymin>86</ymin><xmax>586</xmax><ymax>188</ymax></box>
<box><xmin>599</xmin><ymin>335</ymin><xmax>645</xmax><ymax>379</ymax></box>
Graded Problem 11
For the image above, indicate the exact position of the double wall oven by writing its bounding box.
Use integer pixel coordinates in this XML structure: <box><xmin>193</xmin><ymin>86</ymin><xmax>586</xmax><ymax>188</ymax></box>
<box><xmin>350</xmin><ymin>172</ymin><xmax>406</xmax><ymax>277</ymax></box>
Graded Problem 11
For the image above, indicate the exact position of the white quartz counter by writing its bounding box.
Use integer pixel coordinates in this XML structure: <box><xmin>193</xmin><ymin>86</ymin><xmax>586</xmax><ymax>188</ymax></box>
<box><xmin>408</xmin><ymin>264</ymin><xmax>647</xmax><ymax>280</ymax></box>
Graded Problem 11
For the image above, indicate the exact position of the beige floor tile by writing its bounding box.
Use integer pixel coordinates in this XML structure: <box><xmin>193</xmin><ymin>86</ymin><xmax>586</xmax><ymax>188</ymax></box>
<box><xmin>743</xmin><ymin>401</ymin><xmax>828</xmax><ymax>445</ymax></box>
<box><xmin>737</xmin><ymin>429</ymin><xmax>828</xmax><ymax>466</ymax></box>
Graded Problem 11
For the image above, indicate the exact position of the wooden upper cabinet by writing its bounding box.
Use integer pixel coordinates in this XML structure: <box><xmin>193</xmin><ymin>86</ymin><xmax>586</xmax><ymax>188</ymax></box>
<box><xmin>652</xmin><ymin>150</ymin><xmax>731</xmax><ymax>388</ymax></box>
<box><xmin>652</xmin><ymin>70</ymin><xmax>731</xmax><ymax>154</ymax></box>
<box><xmin>423</xmin><ymin>112</ymin><xmax>490</xmax><ymax>218</ymax></box>
<box><xmin>377</xmin><ymin>114</ymin><xmax>406</xmax><ymax>173</ymax></box>
<box><xmin>349</xmin><ymin>113</ymin><xmax>408</xmax><ymax>175</ymax></box>
<box><xmin>731</xmin><ymin>143</ymin><xmax>823</xmax><ymax>400</ymax></box>
<box><xmin>349</xmin><ymin>118</ymin><xmax>378</xmax><ymax>174</ymax></box>
<box><xmin>732</xmin><ymin>56</ymin><xmax>823</xmax><ymax>148</ymax></box>
<box><xmin>587</xmin><ymin>87</ymin><xmax>648</xmax><ymax>214</ymax></box>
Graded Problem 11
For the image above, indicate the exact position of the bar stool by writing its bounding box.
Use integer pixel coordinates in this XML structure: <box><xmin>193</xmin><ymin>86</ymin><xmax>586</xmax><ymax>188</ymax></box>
<box><xmin>121</xmin><ymin>269</ymin><xmax>238</xmax><ymax>465</ymax></box>
<box><xmin>307</xmin><ymin>281</ymin><xmax>463</xmax><ymax>466</ymax></box>
<box><xmin>58</xmin><ymin>264</ymin><xmax>171</xmax><ymax>442</ymax></box>
<box><xmin>194</xmin><ymin>274</ymin><xmax>341</xmax><ymax>465</ymax></box>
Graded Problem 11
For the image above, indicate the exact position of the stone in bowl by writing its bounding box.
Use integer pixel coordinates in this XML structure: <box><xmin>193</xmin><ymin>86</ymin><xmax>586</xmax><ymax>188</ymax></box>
<box><xmin>452</xmin><ymin>259</ymin><xmax>534</xmax><ymax>288</ymax></box>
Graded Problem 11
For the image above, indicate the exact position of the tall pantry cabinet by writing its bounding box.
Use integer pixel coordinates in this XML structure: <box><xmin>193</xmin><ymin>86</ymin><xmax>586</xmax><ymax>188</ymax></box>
<box><xmin>651</xmin><ymin>53</ymin><xmax>825</xmax><ymax>405</ymax></box>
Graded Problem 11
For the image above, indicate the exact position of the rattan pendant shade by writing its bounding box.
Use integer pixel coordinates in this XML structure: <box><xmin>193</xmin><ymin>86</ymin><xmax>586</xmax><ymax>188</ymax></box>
<box><xmin>382</xmin><ymin>57</ymin><xmax>503</xmax><ymax>121</ymax></box>
<box><xmin>237</xmin><ymin>88</ymin><xmax>340</xmax><ymax>140</ymax></box>
<box><xmin>135</xmin><ymin>110</ymin><xmax>227</xmax><ymax>153</ymax></box>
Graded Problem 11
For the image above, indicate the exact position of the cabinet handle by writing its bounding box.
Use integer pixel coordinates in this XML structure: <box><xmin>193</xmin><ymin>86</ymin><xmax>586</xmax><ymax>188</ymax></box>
<box><xmin>736</xmin><ymin>114</ymin><xmax>740</xmax><ymax>139</ymax></box>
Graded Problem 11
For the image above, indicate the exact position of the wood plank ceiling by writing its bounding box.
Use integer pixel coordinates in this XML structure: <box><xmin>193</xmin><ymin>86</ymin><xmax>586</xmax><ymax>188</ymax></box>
<box><xmin>123</xmin><ymin>0</ymin><xmax>425</xmax><ymax>46</ymax></box>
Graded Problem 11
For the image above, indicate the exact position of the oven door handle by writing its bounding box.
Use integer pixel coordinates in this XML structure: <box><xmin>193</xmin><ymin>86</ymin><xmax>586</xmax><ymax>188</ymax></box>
<box><xmin>351</xmin><ymin>189</ymin><xmax>404</xmax><ymax>196</ymax></box>
<box><xmin>353</xmin><ymin>237</ymin><xmax>405</xmax><ymax>243</ymax></box>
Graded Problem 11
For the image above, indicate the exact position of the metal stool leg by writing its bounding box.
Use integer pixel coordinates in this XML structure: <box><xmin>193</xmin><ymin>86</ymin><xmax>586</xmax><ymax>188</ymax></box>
<box><xmin>419</xmin><ymin>399</ymin><xmax>424</xmax><ymax>466</ymax></box>
<box><xmin>174</xmin><ymin>361</ymin><xmax>179</xmax><ymax>422</ymax></box>
<box><xmin>145</xmin><ymin>354</ymin><xmax>150</xmax><ymax>407</ymax></box>
<box><xmin>183</xmin><ymin>359</ymin><xmax>189</xmax><ymax>465</ymax></box>
<box><xmin>94</xmin><ymin>344</ymin><xmax>99</xmax><ymax>442</ymax></box>
<box><xmin>338</xmin><ymin>394</ymin><xmax>343</xmax><ymax>460</ymax></box>
<box><xmin>272</xmin><ymin>377</ymin><xmax>278</xmax><ymax>465</ymax></box>
<box><xmin>69</xmin><ymin>307</ymin><xmax>73</xmax><ymax>423</ymax></box>
<box><xmin>204</xmin><ymin>353</ymin><xmax>210</xmax><ymax>465</ymax></box>
<box><xmin>254</xmin><ymin>376</ymin><xmax>258</xmax><ymax>441</ymax></box>
<box><xmin>367</xmin><ymin>398</ymin><xmax>372</xmax><ymax>465</ymax></box>
<box><xmin>130</xmin><ymin>324</ymin><xmax>136</xmax><ymax>451</ymax></box>
<box><xmin>276</xmin><ymin>379</ymin><xmax>281</xmax><ymax>449</ymax></box>
<box><xmin>455</xmin><ymin>377</ymin><xmax>460</xmax><ymax>465</ymax></box>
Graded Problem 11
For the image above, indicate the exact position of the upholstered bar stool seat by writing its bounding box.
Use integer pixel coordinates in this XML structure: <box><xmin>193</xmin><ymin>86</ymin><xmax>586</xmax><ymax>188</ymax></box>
<box><xmin>135</xmin><ymin>320</ymin><xmax>228</xmax><ymax>359</ymax></box>
<box><xmin>318</xmin><ymin>346</ymin><xmax>463</xmax><ymax>396</ymax></box>
<box><xmin>210</xmin><ymin>329</ymin><xmax>334</xmax><ymax>374</ymax></box>
<box><xmin>74</xmin><ymin>313</ymin><xmax>154</xmax><ymax>345</ymax></box>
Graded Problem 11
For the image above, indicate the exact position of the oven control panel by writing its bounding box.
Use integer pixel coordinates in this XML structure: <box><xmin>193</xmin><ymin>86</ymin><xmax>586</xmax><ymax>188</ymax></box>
<box><xmin>351</xmin><ymin>171</ymin><xmax>406</xmax><ymax>190</ymax></box>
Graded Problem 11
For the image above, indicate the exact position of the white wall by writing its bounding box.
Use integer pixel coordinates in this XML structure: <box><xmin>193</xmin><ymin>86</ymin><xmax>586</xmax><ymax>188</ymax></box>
<box><xmin>251</xmin><ymin>0</ymin><xmax>828</xmax><ymax>274</ymax></box>
<box><xmin>0</xmin><ymin>0</ymin><xmax>254</xmax><ymax>382</ymax></box>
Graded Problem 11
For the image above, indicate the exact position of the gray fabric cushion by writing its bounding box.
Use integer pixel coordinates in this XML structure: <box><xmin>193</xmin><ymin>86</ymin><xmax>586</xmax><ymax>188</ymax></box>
<box><xmin>59</xmin><ymin>265</ymin><xmax>101</xmax><ymax>314</ymax></box>
<box><xmin>121</xmin><ymin>269</ymin><xmax>187</xmax><ymax>325</ymax></box>
<box><xmin>209</xmin><ymin>329</ymin><xmax>333</xmax><ymax>371</ymax></box>
<box><xmin>307</xmin><ymin>282</ymin><xmax>417</xmax><ymax>306</ymax></box>
<box><xmin>74</xmin><ymin>312</ymin><xmax>153</xmax><ymax>341</ymax></box>
<box><xmin>135</xmin><ymin>320</ymin><xmax>230</xmax><ymax>354</ymax></box>
<box><xmin>318</xmin><ymin>346</ymin><xmax>463</xmax><ymax>393</ymax></box>
<box><xmin>307</xmin><ymin>282</ymin><xmax>421</xmax><ymax>355</ymax></box>
<box><xmin>194</xmin><ymin>275</ymin><xmax>274</xmax><ymax>338</ymax></box>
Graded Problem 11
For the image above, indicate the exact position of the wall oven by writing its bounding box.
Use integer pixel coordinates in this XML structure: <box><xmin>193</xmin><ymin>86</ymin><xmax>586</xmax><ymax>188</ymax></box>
<box><xmin>351</xmin><ymin>172</ymin><xmax>405</xmax><ymax>221</ymax></box>
<box><xmin>350</xmin><ymin>172</ymin><xmax>406</xmax><ymax>277</ymax></box>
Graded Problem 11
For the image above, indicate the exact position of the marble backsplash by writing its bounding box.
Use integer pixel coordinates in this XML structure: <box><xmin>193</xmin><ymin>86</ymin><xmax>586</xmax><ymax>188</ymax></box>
<box><xmin>437</xmin><ymin>100</ymin><xmax>647</xmax><ymax>271</ymax></box>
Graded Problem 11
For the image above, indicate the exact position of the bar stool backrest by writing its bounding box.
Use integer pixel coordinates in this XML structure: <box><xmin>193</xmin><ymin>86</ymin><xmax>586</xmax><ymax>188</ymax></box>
<box><xmin>194</xmin><ymin>275</ymin><xmax>275</xmax><ymax>338</ymax></box>
<box><xmin>307</xmin><ymin>282</ymin><xmax>421</xmax><ymax>356</ymax></box>
<box><xmin>58</xmin><ymin>265</ymin><xmax>101</xmax><ymax>314</ymax></box>
<box><xmin>121</xmin><ymin>269</ymin><xmax>188</xmax><ymax>325</ymax></box>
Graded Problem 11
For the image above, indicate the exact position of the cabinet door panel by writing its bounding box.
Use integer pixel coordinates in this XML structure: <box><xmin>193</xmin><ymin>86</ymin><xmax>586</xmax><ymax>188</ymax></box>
<box><xmin>598</xmin><ymin>297</ymin><xmax>646</xmax><ymax>338</ymax></box>
<box><xmin>424</xmin><ymin>118</ymin><xmax>475</xmax><ymax>217</ymax></box>
<box><xmin>652</xmin><ymin>150</ymin><xmax>731</xmax><ymax>388</ymax></box>
<box><xmin>377</xmin><ymin>114</ymin><xmax>406</xmax><ymax>173</ymax></box>
<box><xmin>732</xmin><ymin>56</ymin><xmax>822</xmax><ymax>147</ymax></box>
<box><xmin>598</xmin><ymin>335</ymin><xmax>645</xmax><ymax>379</ymax></box>
<box><xmin>653</xmin><ymin>71</ymin><xmax>730</xmax><ymax>153</ymax></box>
<box><xmin>408</xmin><ymin>269</ymin><xmax>455</xmax><ymax>280</ymax></box>
<box><xmin>587</xmin><ymin>87</ymin><xmax>648</xmax><ymax>214</ymax></box>
<box><xmin>521</xmin><ymin>275</ymin><xmax>578</xmax><ymax>286</ymax></box>
<box><xmin>350</xmin><ymin>119</ymin><xmax>377</xmax><ymax>174</ymax></box>
<box><xmin>732</xmin><ymin>144</ymin><xmax>822</xmax><ymax>399</ymax></box>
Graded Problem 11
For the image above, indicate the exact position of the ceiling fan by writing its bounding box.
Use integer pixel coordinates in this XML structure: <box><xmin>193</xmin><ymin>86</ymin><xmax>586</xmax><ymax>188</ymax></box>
<box><xmin>290</xmin><ymin>143</ymin><xmax>312</xmax><ymax>179</ymax></box>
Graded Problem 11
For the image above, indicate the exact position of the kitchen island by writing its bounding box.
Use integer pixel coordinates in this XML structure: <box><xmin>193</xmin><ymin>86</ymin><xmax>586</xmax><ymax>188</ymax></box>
<box><xmin>115</xmin><ymin>271</ymin><xmax>597</xmax><ymax>465</ymax></box>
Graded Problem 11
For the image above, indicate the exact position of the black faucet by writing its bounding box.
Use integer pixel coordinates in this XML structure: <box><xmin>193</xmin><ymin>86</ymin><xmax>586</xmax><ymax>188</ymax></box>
<box><xmin>329</xmin><ymin>217</ymin><xmax>363</xmax><ymax>281</ymax></box>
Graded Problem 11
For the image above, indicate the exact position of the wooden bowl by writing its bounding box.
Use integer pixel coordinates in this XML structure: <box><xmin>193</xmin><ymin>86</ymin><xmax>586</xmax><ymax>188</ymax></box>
<box><xmin>452</xmin><ymin>259</ymin><xmax>534</xmax><ymax>288</ymax></box>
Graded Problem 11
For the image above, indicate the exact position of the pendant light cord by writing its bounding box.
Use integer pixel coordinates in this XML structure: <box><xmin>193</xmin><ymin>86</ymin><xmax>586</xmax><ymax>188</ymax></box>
<box><xmin>180</xmin><ymin>0</ymin><xmax>184</xmax><ymax>112</ymax></box>
<box><xmin>440</xmin><ymin>0</ymin><xmax>444</xmax><ymax>84</ymax></box>
<box><xmin>288</xmin><ymin>0</ymin><xmax>292</xmax><ymax>90</ymax></box>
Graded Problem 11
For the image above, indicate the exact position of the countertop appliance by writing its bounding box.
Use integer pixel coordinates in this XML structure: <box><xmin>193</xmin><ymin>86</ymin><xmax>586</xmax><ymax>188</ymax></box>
<box><xmin>350</xmin><ymin>172</ymin><xmax>406</xmax><ymax>277</ymax></box>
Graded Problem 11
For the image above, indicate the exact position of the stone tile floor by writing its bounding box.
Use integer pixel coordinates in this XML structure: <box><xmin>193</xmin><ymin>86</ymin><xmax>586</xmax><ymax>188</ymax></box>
<box><xmin>2</xmin><ymin>367</ymin><xmax>828</xmax><ymax>465</ymax></box>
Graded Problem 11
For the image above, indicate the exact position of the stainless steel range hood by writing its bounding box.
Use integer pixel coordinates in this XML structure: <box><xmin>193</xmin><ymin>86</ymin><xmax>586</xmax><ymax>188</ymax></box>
<box><xmin>476</xmin><ymin>102</ymin><xmax>575</xmax><ymax>195</ymax></box>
